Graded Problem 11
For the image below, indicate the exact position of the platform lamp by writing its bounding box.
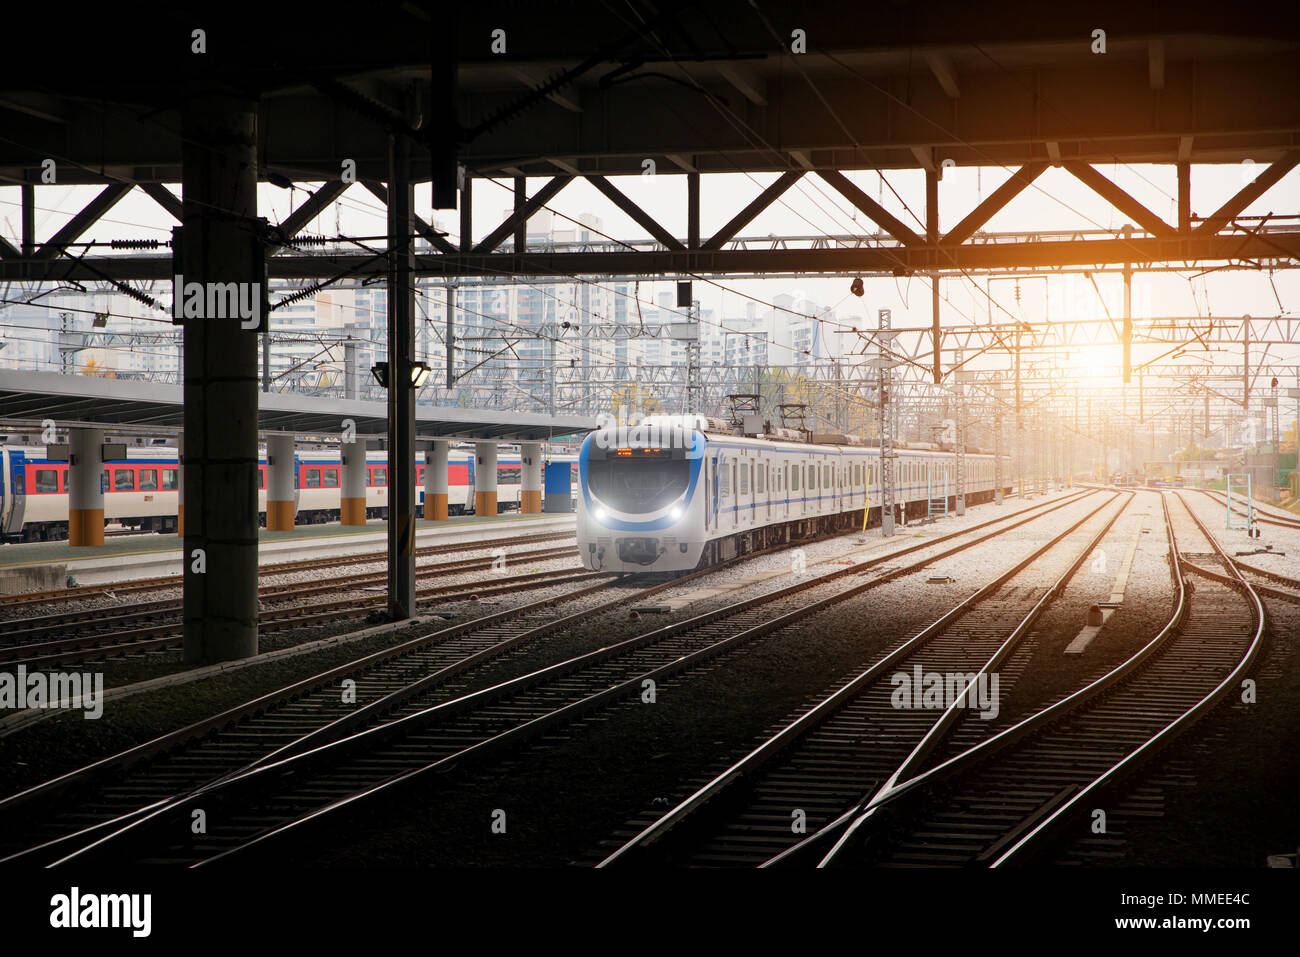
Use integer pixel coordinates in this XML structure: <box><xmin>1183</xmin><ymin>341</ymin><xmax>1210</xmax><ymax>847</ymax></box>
<box><xmin>371</xmin><ymin>361</ymin><xmax>432</xmax><ymax>388</ymax></box>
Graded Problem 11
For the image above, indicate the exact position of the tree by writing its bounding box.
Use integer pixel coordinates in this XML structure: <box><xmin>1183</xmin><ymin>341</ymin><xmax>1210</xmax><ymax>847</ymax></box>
<box><xmin>79</xmin><ymin>355</ymin><xmax>116</xmax><ymax>378</ymax></box>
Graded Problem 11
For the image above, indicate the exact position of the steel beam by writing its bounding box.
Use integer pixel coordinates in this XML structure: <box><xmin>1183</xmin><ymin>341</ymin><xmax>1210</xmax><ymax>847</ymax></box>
<box><xmin>1195</xmin><ymin>149</ymin><xmax>1300</xmax><ymax>235</ymax></box>
<box><xmin>363</xmin><ymin>179</ymin><xmax>457</xmax><ymax>254</ymax></box>
<box><xmin>687</xmin><ymin>172</ymin><xmax>700</xmax><ymax>250</ymax></box>
<box><xmin>459</xmin><ymin>174</ymin><xmax>472</xmax><ymax>253</ymax></box>
<box><xmin>21</xmin><ymin>184</ymin><xmax>34</xmax><ymax>255</ymax></box>
<box><xmin>702</xmin><ymin>171</ymin><xmax>803</xmax><ymax>250</ymax></box>
<box><xmin>586</xmin><ymin>175</ymin><xmax>685</xmax><ymax>250</ymax></box>
<box><xmin>275</xmin><ymin>180</ymin><xmax>350</xmax><ymax>244</ymax></box>
<box><xmin>140</xmin><ymin>182</ymin><xmax>183</xmax><ymax>222</ymax></box>
<box><xmin>472</xmin><ymin>176</ymin><xmax>569</xmax><ymax>254</ymax></box>
<box><xmin>3</xmin><ymin>227</ymin><xmax>1297</xmax><ymax>282</ymax></box>
<box><xmin>942</xmin><ymin>162</ymin><xmax>1048</xmax><ymax>246</ymax></box>
<box><xmin>818</xmin><ymin>169</ymin><xmax>923</xmax><ymax>247</ymax></box>
<box><xmin>1064</xmin><ymin>162</ymin><xmax>1175</xmax><ymax>238</ymax></box>
<box><xmin>33</xmin><ymin>183</ymin><xmax>131</xmax><ymax>259</ymax></box>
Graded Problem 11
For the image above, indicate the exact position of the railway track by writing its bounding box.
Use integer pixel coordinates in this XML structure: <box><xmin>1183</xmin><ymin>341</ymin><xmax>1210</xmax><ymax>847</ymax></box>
<box><xmin>26</xmin><ymin>490</ymin><xmax>1115</xmax><ymax>867</ymax></box>
<box><xmin>0</xmin><ymin>508</ymin><xmax>937</xmax><ymax>865</ymax></box>
<box><xmin>0</xmin><ymin>544</ymin><xmax>592</xmax><ymax>670</ymax></box>
<box><xmin>0</xmin><ymin>530</ymin><xmax>575</xmax><ymax>611</ymax></box>
<box><xmin>595</xmin><ymin>488</ymin><xmax>1265</xmax><ymax>868</ymax></box>
<box><xmin>1176</xmin><ymin>494</ymin><xmax>1300</xmax><ymax>603</ymax></box>
<box><xmin>774</xmin><ymin>489</ymin><xmax>1263</xmax><ymax>868</ymax></box>
<box><xmin>1191</xmin><ymin>487</ymin><xmax>1300</xmax><ymax>530</ymax></box>
<box><xmin>594</xmin><ymin>490</ymin><xmax>1131</xmax><ymax>867</ymax></box>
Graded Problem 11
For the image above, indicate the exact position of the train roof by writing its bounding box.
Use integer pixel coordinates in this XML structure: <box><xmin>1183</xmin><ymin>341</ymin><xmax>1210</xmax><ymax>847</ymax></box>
<box><xmin>696</xmin><ymin>432</ymin><xmax>998</xmax><ymax>456</ymax></box>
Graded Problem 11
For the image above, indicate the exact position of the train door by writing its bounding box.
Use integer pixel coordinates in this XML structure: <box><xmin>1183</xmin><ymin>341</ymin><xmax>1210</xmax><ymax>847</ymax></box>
<box><xmin>739</xmin><ymin>460</ymin><xmax>751</xmax><ymax>526</ymax></box>
<box><xmin>707</xmin><ymin>455</ymin><xmax>717</xmax><ymax>530</ymax></box>
<box><xmin>730</xmin><ymin>461</ymin><xmax>738</xmax><ymax>528</ymax></box>
<box><xmin>0</xmin><ymin>448</ymin><xmax>25</xmax><ymax>535</ymax></box>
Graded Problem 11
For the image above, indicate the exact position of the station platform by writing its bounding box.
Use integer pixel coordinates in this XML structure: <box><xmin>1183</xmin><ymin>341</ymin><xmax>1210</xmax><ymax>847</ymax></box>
<box><xmin>0</xmin><ymin>511</ymin><xmax>576</xmax><ymax>593</ymax></box>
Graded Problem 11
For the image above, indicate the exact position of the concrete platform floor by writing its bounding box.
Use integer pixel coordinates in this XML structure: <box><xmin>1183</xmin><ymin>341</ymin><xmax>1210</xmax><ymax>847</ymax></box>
<box><xmin>0</xmin><ymin>511</ymin><xmax>576</xmax><ymax>592</ymax></box>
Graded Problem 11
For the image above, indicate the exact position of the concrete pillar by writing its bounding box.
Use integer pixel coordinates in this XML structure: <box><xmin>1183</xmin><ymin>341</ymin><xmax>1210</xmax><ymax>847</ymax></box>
<box><xmin>265</xmin><ymin>434</ymin><xmax>296</xmax><ymax>530</ymax></box>
<box><xmin>341</xmin><ymin>440</ymin><xmax>367</xmax><ymax>525</ymax></box>
<box><xmin>425</xmin><ymin>441</ymin><xmax>449</xmax><ymax>520</ymax></box>
<box><xmin>521</xmin><ymin>442</ymin><xmax>542</xmax><ymax>513</ymax></box>
<box><xmin>68</xmin><ymin>428</ymin><xmax>104</xmax><ymax>547</ymax></box>
<box><xmin>180</xmin><ymin>92</ymin><xmax>260</xmax><ymax>664</ymax></box>
<box><xmin>176</xmin><ymin>433</ymin><xmax>184</xmax><ymax>537</ymax></box>
<box><xmin>474</xmin><ymin>442</ymin><xmax>498</xmax><ymax>516</ymax></box>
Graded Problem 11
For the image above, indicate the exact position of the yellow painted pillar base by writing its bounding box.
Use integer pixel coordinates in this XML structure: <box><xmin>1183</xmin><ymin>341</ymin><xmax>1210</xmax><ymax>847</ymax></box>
<box><xmin>341</xmin><ymin>497</ymin><xmax>367</xmax><ymax>526</ymax></box>
<box><xmin>521</xmin><ymin>489</ymin><xmax>542</xmax><ymax>514</ymax></box>
<box><xmin>68</xmin><ymin>508</ymin><xmax>105</xmax><ymax>547</ymax></box>
<box><xmin>267</xmin><ymin>500</ymin><xmax>296</xmax><ymax>531</ymax></box>
<box><xmin>428</xmin><ymin>493</ymin><xmax>448</xmax><ymax>521</ymax></box>
<box><xmin>475</xmin><ymin>491</ymin><xmax>497</xmax><ymax>516</ymax></box>
<box><xmin>177</xmin><ymin>504</ymin><xmax>184</xmax><ymax>538</ymax></box>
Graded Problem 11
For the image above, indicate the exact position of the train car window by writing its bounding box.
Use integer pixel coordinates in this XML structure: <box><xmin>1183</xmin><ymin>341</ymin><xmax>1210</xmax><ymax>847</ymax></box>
<box><xmin>790</xmin><ymin>466</ymin><xmax>798</xmax><ymax>492</ymax></box>
<box><xmin>115</xmin><ymin>469</ymin><xmax>135</xmax><ymax>491</ymax></box>
<box><xmin>35</xmin><ymin>468</ymin><xmax>58</xmax><ymax>493</ymax></box>
<box><xmin>739</xmin><ymin>464</ymin><xmax>750</xmax><ymax>495</ymax></box>
<box><xmin>373</xmin><ymin>467</ymin><xmax>387</xmax><ymax>486</ymax></box>
<box><xmin>163</xmin><ymin>469</ymin><xmax>179</xmax><ymax>490</ymax></box>
<box><xmin>255</xmin><ymin>469</ymin><xmax>263</xmax><ymax>490</ymax></box>
<box><xmin>756</xmin><ymin>465</ymin><xmax>766</xmax><ymax>494</ymax></box>
<box><xmin>323</xmin><ymin>468</ymin><xmax>339</xmax><ymax>487</ymax></box>
<box><xmin>499</xmin><ymin>467</ymin><xmax>521</xmax><ymax>484</ymax></box>
<box><xmin>139</xmin><ymin>469</ymin><xmax>158</xmax><ymax>491</ymax></box>
<box><xmin>719</xmin><ymin>463</ymin><xmax>730</xmax><ymax>497</ymax></box>
<box><xmin>589</xmin><ymin>453</ymin><xmax>693</xmax><ymax>513</ymax></box>
<box><xmin>304</xmin><ymin>469</ymin><xmax>321</xmax><ymax>488</ymax></box>
<box><xmin>101</xmin><ymin>469</ymin><xmax>109</xmax><ymax>492</ymax></box>
<box><xmin>417</xmin><ymin>466</ymin><xmax>425</xmax><ymax>483</ymax></box>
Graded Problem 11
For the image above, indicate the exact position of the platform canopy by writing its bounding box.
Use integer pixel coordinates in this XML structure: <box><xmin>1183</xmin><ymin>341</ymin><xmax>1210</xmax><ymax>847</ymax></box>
<box><xmin>0</xmin><ymin>370</ymin><xmax>594</xmax><ymax>442</ymax></box>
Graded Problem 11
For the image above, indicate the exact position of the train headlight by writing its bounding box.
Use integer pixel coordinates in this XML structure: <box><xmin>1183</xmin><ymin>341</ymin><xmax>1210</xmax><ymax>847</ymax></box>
<box><xmin>594</xmin><ymin>506</ymin><xmax>608</xmax><ymax>522</ymax></box>
<box><xmin>670</xmin><ymin>506</ymin><xmax>683</xmax><ymax>520</ymax></box>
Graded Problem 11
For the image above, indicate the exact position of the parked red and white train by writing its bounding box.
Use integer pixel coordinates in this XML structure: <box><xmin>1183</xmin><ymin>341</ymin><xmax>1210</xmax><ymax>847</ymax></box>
<box><xmin>577</xmin><ymin>415</ymin><xmax>1010</xmax><ymax>573</ymax></box>
<box><xmin>0</xmin><ymin>445</ymin><xmax>578</xmax><ymax>543</ymax></box>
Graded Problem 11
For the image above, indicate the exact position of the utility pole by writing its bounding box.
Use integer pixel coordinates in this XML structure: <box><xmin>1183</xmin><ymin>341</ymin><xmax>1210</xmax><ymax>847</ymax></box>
<box><xmin>877</xmin><ymin>308</ymin><xmax>898</xmax><ymax>536</ymax></box>
<box><xmin>953</xmin><ymin>351</ymin><xmax>966</xmax><ymax>516</ymax></box>
<box><xmin>994</xmin><ymin>389</ymin><xmax>1004</xmax><ymax>505</ymax></box>
<box><xmin>445</xmin><ymin>283</ymin><xmax>456</xmax><ymax>389</ymax></box>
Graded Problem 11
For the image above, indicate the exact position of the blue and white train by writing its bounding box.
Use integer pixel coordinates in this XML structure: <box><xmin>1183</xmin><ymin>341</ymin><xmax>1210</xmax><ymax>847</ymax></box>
<box><xmin>577</xmin><ymin>416</ymin><xmax>1009</xmax><ymax>573</ymax></box>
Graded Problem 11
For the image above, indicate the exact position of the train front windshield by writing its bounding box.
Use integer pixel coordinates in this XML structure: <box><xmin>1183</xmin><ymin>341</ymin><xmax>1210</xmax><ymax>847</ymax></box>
<box><xmin>587</xmin><ymin>452</ymin><xmax>690</xmax><ymax>513</ymax></box>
